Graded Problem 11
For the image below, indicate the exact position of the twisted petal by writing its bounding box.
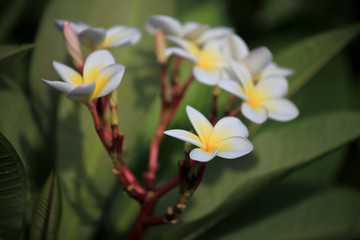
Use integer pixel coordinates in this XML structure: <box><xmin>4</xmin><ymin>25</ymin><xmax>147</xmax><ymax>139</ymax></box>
<box><xmin>52</xmin><ymin>61</ymin><xmax>82</xmax><ymax>86</ymax></box>
<box><xmin>92</xmin><ymin>64</ymin><xmax>125</xmax><ymax>99</ymax></box>
<box><xmin>216</xmin><ymin>137</ymin><xmax>253</xmax><ymax>159</ymax></box>
<box><xmin>222</xmin><ymin>33</ymin><xmax>249</xmax><ymax>62</ymax></box>
<box><xmin>218</xmin><ymin>79</ymin><xmax>248</xmax><ymax>100</ymax></box>
<box><xmin>242</xmin><ymin>102</ymin><xmax>268</xmax><ymax>124</ymax></box>
<box><xmin>262</xmin><ymin>98</ymin><xmax>299</xmax><ymax>122</ymax></box>
<box><xmin>210</xmin><ymin>116</ymin><xmax>249</xmax><ymax>146</ymax></box>
<box><xmin>103</xmin><ymin>26</ymin><xmax>141</xmax><ymax>48</ymax></box>
<box><xmin>83</xmin><ymin>50</ymin><xmax>115</xmax><ymax>84</ymax></box>
<box><xmin>193</xmin><ymin>67</ymin><xmax>220</xmax><ymax>86</ymax></box>
<box><xmin>163</xmin><ymin>129</ymin><xmax>204</xmax><ymax>148</ymax></box>
<box><xmin>186</xmin><ymin>106</ymin><xmax>213</xmax><ymax>144</ymax></box>
<box><xmin>190</xmin><ymin>147</ymin><xmax>218</xmax><ymax>162</ymax></box>
<box><xmin>66</xmin><ymin>81</ymin><xmax>96</xmax><ymax>100</ymax></box>
<box><xmin>41</xmin><ymin>79</ymin><xmax>75</xmax><ymax>93</ymax></box>
<box><xmin>165</xmin><ymin>47</ymin><xmax>198</xmax><ymax>62</ymax></box>
<box><xmin>182</xmin><ymin>22</ymin><xmax>208</xmax><ymax>41</ymax></box>
<box><xmin>243</xmin><ymin>47</ymin><xmax>272</xmax><ymax>75</ymax></box>
<box><xmin>78</xmin><ymin>28</ymin><xmax>106</xmax><ymax>48</ymax></box>
<box><xmin>167</xmin><ymin>36</ymin><xmax>195</xmax><ymax>53</ymax></box>
<box><xmin>263</xmin><ymin>63</ymin><xmax>294</xmax><ymax>77</ymax></box>
<box><xmin>145</xmin><ymin>15</ymin><xmax>182</xmax><ymax>36</ymax></box>
<box><xmin>255</xmin><ymin>76</ymin><xmax>289</xmax><ymax>99</ymax></box>
<box><xmin>197</xmin><ymin>27</ymin><xmax>233</xmax><ymax>44</ymax></box>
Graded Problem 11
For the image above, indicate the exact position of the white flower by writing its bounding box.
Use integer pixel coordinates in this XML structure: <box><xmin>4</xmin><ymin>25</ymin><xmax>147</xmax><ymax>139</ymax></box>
<box><xmin>219</xmin><ymin>62</ymin><xmax>299</xmax><ymax>124</ymax></box>
<box><xmin>164</xmin><ymin>106</ymin><xmax>253</xmax><ymax>162</ymax></box>
<box><xmin>145</xmin><ymin>15</ymin><xmax>232</xmax><ymax>45</ymax></box>
<box><xmin>55</xmin><ymin>20</ymin><xmax>141</xmax><ymax>49</ymax></box>
<box><xmin>42</xmin><ymin>50</ymin><xmax>125</xmax><ymax>102</ymax></box>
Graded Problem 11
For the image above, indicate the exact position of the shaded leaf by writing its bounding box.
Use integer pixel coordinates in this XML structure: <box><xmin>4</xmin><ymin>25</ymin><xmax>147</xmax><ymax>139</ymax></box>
<box><xmin>30</xmin><ymin>171</ymin><xmax>61</xmax><ymax>240</ymax></box>
<box><xmin>158</xmin><ymin>111</ymin><xmax>360</xmax><ymax>240</ymax></box>
<box><xmin>0</xmin><ymin>44</ymin><xmax>35</xmax><ymax>69</ymax></box>
<box><xmin>0</xmin><ymin>133</ymin><xmax>26</xmax><ymax>239</ymax></box>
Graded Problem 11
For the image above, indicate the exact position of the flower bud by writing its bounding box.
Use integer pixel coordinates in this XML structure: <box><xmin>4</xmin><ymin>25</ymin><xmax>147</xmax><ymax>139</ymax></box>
<box><xmin>63</xmin><ymin>21</ymin><xmax>84</xmax><ymax>72</ymax></box>
<box><xmin>155</xmin><ymin>29</ymin><xmax>168</xmax><ymax>64</ymax></box>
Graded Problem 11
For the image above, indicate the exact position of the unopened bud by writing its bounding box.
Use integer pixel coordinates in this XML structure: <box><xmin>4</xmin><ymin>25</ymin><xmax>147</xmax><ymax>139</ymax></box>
<box><xmin>184</xmin><ymin>142</ymin><xmax>192</xmax><ymax>154</ymax></box>
<box><xmin>155</xmin><ymin>29</ymin><xmax>167</xmax><ymax>64</ymax></box>
<box><xmin>63</xmin><ymin>21</ymin><xmax>84</xmax><ymax>72</ymax></box>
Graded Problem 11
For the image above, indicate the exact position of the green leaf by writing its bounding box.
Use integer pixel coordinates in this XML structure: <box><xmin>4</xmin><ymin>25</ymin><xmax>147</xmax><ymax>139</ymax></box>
<box><xmin>0</xmin><ymin>44</ymin><xmax>35</xmax><ymax>69</ymax></box>
<box><xmin>30</xmin><ymin>171</ymin><xmax>61</xmax><ymax>240</ymax></box>
<box><xmin>198</xmin><ymin>187</ymin><xmax>360</xmax><ymax>240</ymax></box>
<box><xmin>158</xmin><ymin>111</ymin><xmax>360</xmax><ymax>240</ymax></box>
<box><xmin>0</xmin><ymin>133</ymin><xmax>26</xmax><ymax>239</ymax></box>
<box><xmin>275</xmin><ymin>23</ymin><xmax>360</xmax><ymax>96</ymax></box>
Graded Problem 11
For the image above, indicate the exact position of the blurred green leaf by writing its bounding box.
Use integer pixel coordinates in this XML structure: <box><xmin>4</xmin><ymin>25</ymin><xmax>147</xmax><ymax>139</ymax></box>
<box><xmin>0</xmin><ymin>44</ymin><xmax>34</xmax><ymax>69</ymax></box>
<box><xmin>30</xmin><ymin>171</ymin><xmax>61</xmax><ymax>240</ymax></box>
<box><xmin>158</xmin><ymin>111</ymin><xmax>360</xmax><ymax>240</ymax></box>
<box><xmin>198</xmin><ymin>187</ymin><xmax>360</xmax><ymax>240</ymax></box>
<box><xmin>275</xmin><ymin>23</ymin><xmax>360</xmax><ymax>96</ymax></box>
<box><xmin>0</xmin><ymin>133</ymin><xmax>26</xmax><ymax>239</ymax></box>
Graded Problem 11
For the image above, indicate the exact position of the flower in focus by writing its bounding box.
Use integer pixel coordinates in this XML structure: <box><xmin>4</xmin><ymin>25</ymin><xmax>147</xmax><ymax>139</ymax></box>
<box><xmin>164</xmin><ymin>106</ymin><xmax>253</xmax><ymax>162</ymax></box>
<box><xmin>42</xmin><ymin>50</ymin><xmax>125</xmax><ymax>103</ymax></box>
<box><xmin>219</xmin><ymin>62</ymin><xmax>299</xmax><ymax>124</ymax></box>
<box><xmin>145</xmin><ymin>15</ymin><xmax>231</xmax><ymax>45</ymax></box>
<box><xmin>55</xmin><ymin>20</ymin><xmax>141</xmax><ymax>49</ymax></box>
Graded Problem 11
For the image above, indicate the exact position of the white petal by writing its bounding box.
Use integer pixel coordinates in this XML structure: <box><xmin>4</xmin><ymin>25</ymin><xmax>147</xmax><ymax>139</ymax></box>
<box><xmin>93</xmin><ymin>64</ymin><xmax>125</xmax><ymax>98</ymax></box>
<box><xmin>255</xmin><ymin>76</ymin><xmax>289</xmax><ymax>99</ymax></box>
<box><xmin>41</xmin><ymin>79</ymin><xmax>75</xmax><ymax>93</ymax></box>
<box><xmin>78</xmin><ymin>28</ymin><xmax>106</xmax><ymax>48</ymax></box>
<box><xmin>210</xmin><ymin>116</ymin><xmax>249</xmax><ymax>144</ymax></box>
<box><xmin>243</xmin><ymin>47</ymin><xmax>272</xmax><ymax>75</ymax></box>
<box><xmin>190</xmin><ymin>147</ymin><xmax>218</xmax><ymax>162</ymax></box>
<box><xmin>66</xmin><ymin>81</ymin><xmax>96</xmax><ymax>100</ymax></box>
<box><xmin>182</xmin><ymin>22</ymin><xmax>209</xmax><ymax>41</ymax></box>
<box><xmin>229</xmin><ymin>61</ymin><xmax>253</xmax><ymax>91</ymax></box>
<box><xmin>165</xmin><ymin>47</ymin><xmax>198</xmax><ymax>62</ymax></box>
<box><xmin>227</xmin><ymin>33</ymin><xmax>249</xmax><ymax>61</ymax></box>
<box><xmin>83</xmin><ymin>50</ymin><xmax>115</xmax><ymax>84</ymax></box>
<box><xmin>241</xmin><ymin>102</ymin><xmax>268</xmax><ymax>124</ymax></box>
<box><xmin>145</xmin><ymin>15</ymin><xmax>182</xmax><ymax>36</ymax></box>
<box><xmin>103</xmin><ymin>26</ymin><xmax>141</xmax><ymax>48</ymax></box>
<box><xmin>262</xmin><ymin>98</ymin><xmax>299</xmax><ymax>122</ymax></box>
<box><xmin>197</xmin><ymin>27</ymin><xmax>233</xmax><ymax>44</ymax></box>
<box><xmin>263</xmin><ymin>63</ymin><xmax>294</xmax><ymax>77</ymax></box>
<box><xmin>216</xmin><ymin>137</ymin><xmax>253</xmax><ymax>159</ymax></box>
<box><xmin>166</xmin><ymin>36</ymin><xmax>195</xmax><ymax>53</ymax></box>
<box><xmin>52</xmin><ymin>61</ymin><xmax>82</xmax><ymax>86</ymax></box>
<box><xmin>54</xmin><ymin>20</ymin><xmax>90</xmax><ymax>34</ymax></box>
<box><xmin>163</xmin><ymin>129</ymin><xmax>204</xmax><ymax>148</ymax></box>
<box><xmin>193</xmin><ymin>67</ymin><xmax>220</xmax><ymax>86</ymax></box>
<box><xmin>218</xmin><ymin>79</ymin><xmax>248</xmax><ymax>100</ymax></box>
<box><xmin>186</xmin><ymin>105</ymin><xmax>213</xmax><ymax>144</ymax></box>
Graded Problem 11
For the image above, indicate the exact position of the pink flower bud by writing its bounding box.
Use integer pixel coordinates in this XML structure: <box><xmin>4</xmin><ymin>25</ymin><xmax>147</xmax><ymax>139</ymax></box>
<box><xmin>63</xmin><ymin>21</ymin><xmax>84</xmax><ymax>72</ymax></box>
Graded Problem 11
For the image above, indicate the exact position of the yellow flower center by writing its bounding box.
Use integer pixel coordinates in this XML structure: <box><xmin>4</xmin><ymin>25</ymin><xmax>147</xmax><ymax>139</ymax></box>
<box><xmin>189</xmin><ymin>42</ymin><xmax>224</xmax><ymax>71</ymax></box>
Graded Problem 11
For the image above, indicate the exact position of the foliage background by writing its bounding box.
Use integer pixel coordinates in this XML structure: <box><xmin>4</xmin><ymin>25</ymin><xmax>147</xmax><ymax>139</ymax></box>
<box><xmin>0</xmin><ymin>0</ymin><xmax>360</xmax><ymax>239</ymax></box>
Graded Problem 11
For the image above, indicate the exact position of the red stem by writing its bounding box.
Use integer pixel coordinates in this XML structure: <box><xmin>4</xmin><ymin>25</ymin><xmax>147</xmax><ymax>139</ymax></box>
<box><xmin>155</xmin><ymin>175</ymin><xmax>180</xmax><ymax>198</ymax></box>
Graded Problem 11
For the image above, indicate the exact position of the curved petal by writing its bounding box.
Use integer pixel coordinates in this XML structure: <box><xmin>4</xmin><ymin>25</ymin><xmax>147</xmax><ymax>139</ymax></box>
<box><xmin>52</xmin><ymin>61</ymin><xmax>82</xmax><ymax>86</ymax></box>
<box><xmin>166</xmin><ymin>36</ymin><xmax>197</xmax><ymax>54</ymax></box>
<box><xmin>262</xmin><ymin>98</ymin><xmax>299</xmax><ymax>122</ymax></box>
<box><xmin>216</xmin><ymin>136</ymin><xmax>253</xmax><ymax>159</ymax></box>
<box><xmin>92</xmin><ymin>64</ymin><xmax>125</xmax><ymax>99</ymax></box>
<box><xmin>190</xmin><ymin>147</ymin><xmax>218</xmax><ymax>162</ymax></box>
<box><xmin>78</xmin><ymin>28</ymin><xmax>106</xmax><ymax>49</ymax></box>
<box><xmin>218</xmin><ymin>79</ymin><xmax>248</xmax><ymax>100</ymax></box>
<box><xmin>255</xmin><ymin>76</ymin><xmax>289</xmax><ymax>99</ymax></box>
<box><xmin>243</xmin><ymin>47</ymin><xmax>272</xmax><ymax>75</ymax></box>
<box><xmin>165</xmin><ymin>47</ymin><xmax>198</xmax><ymax>62</ymax></box>
<box><xmin>263</xmin><ymin>63</ymin><xmax>294</xmax><ymax>77</ymax></box>
<box><xmin>41</xmin><ymin>79</ymin><xmax>75</xmax><ymax>93</ymax></box>
<box><xmin>182</xmin><ymin>22</ymin><xmax>208</xmax><ymax>41</ymax></box>
<box><xmin>241</xmin><ymin>102</ymin><xmax>268</xmax><ymax>124</ymax></box>
<box><xmin>163</xmin><ymin>129</ymin><xmax>204</xmax><ymax>148</ymax></box>
<box><xmin>229</xmin><ymin>61</ymin><xmax>253</xmax><ymax>91</ymax></box>
<box><xmin>197</xmin><ymin>27</ymin><xmax>233</xmax><ymax>44</ymax></box>
<box><xmin>193</xmin><ymin>67</ymin><xmax>220</xmax><ymax>86</ymax></box>
<box><xmin>66</xmin><ymin>81</ymin><xmax>96</xmax><ymax>101</ymax></box>
<box><xmin>54</xmin><ymin>20</ymin><xmax>90</xmax><ymax>34</ymax></box>
<box><xmin>83</xmin><ymin>50</ymin><xmax>115</xmax><ymax>84</ymax></box>
<box><xmin>186</xmin><ymin>105</ymin><xmax>213</xmax><ymax>144</ymax></box>
<box><xmin>145</xmin><ymin>15</ymin><xmax>182</xmax><ymax>36</ymax></box>
<box><xmin>103</xmin><ymin>26</ymin><xmax>141</xmax><ymax>48</ymax></box>
<box><xmin>210</xmin><ymin>116</ymin><xmax>249</xmax><ymax>147</ymax></box>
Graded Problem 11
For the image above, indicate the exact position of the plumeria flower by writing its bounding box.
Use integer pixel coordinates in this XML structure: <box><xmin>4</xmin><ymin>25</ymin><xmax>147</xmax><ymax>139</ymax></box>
<box><xmin>55</xmin><ymin>20</ymin><xmax>141</xmax><ymax>49</ymax></box>
<box><xmin>145</xmin><ymin>15</ymin><xmax>232</xmax><ymax>45</ymax></box>
<box><xmin>219</xmin><ymin>62</ymin><xmax>299</xmax><ymax>124</ymax></box>
<box><xmin>164</xmin><ymin>106</ymin><xmax>253</xmax><ymax>162</ymax></box>
<box><xmin>42</xmin><ymin>50</ymin><xmax>125</xmax><ymax>103</ymax></box>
